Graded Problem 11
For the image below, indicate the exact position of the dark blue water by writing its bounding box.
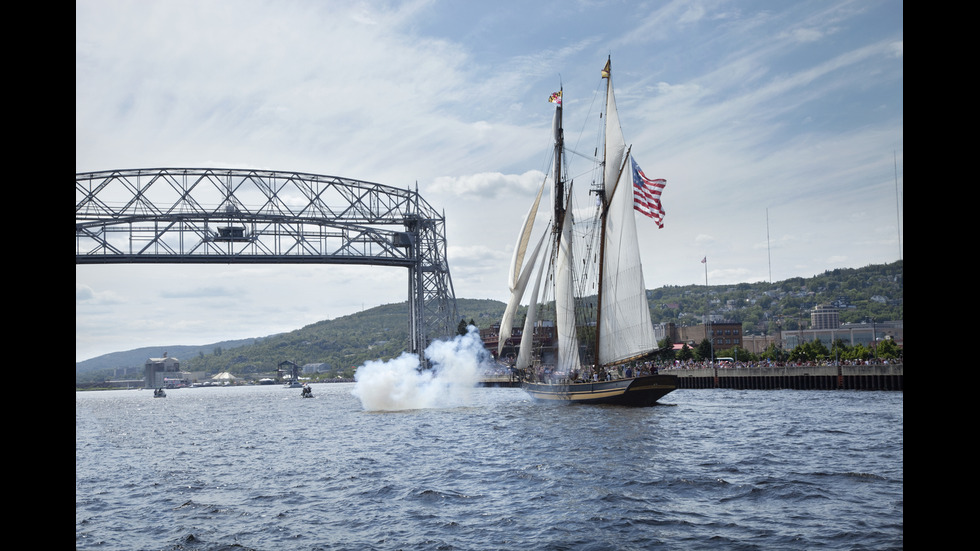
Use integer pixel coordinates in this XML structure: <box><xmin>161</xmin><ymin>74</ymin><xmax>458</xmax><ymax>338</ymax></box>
<box><xmin>76</xmin><ymin>384</ymin><xmax>903</xmax><ymax>550</ymax></box>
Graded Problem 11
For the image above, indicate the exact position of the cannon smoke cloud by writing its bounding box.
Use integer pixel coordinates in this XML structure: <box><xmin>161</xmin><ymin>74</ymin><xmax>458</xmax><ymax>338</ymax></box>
<box><xmin>351</xmin><ymin>326</ymin><xmax>491</xmax><ymax>411</ymax></box>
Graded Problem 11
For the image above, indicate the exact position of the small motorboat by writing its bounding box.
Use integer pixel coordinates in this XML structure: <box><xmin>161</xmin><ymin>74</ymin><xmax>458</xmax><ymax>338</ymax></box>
<box><xmin>153</xmin><ymin>388</ymin><xmax>167</xmax><ymax>398</ymax></box>
<box><xmin>301</xmin><ymin>384</ymin><xmax>313</xmax><ymax>398</ymax></box>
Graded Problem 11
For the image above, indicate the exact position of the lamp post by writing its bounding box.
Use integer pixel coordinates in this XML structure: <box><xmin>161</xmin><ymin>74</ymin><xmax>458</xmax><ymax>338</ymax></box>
<box><xmin>709</xmin><ymin>321</ymin><xmax>715</xmax><ymax>365</ymax></box>
<box><xmin>872</xmin><ymin>317</ymin><xmax>878</xmax><ymax>361</ymax></box>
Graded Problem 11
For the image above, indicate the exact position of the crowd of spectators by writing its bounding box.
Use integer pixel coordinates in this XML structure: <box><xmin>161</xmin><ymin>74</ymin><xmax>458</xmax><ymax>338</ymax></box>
<box><xmin>659</xmin><ymin>358</ymin><xmax>899</xmax><ymax>370</ymax></box>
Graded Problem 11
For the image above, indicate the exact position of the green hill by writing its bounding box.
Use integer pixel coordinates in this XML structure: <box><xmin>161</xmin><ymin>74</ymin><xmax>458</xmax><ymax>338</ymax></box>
<box><xmin>76</xmin><ymin>260</ymin><xmax>902</xmax><ymax>384</ymax></box>
<box><xmin>180</xmin><ymin>298</ymin><xmax>506</xmax><ymax>380</ymax></box>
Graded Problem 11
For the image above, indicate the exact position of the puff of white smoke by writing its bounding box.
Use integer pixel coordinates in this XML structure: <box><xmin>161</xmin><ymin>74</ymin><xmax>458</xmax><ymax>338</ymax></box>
<box><xmin>351</xmin><ymin>325</ymin><xmax>491</xmax><ymax>411</ymax></box>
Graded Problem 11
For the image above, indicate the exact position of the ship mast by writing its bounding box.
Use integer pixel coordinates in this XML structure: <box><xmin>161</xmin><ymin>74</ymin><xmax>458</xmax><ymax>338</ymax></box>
<box><xmin>550</xmin><ymin>86</ymin><xmax>583</xmax><ymax>374</ymax></box>
<box><xmin>552</xmin><ymin>87</ymin><xmax>566</xmax><ymax>247</ymax></box>
<box><xmin>593</xmin><ymin>58</ymin><xmax>612</xmax><ymax>371</ymax></box>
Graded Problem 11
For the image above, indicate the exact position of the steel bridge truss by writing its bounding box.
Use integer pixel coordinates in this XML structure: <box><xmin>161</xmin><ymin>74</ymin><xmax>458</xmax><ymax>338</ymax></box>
<box><xmin>76</xmin><ymin>168</ymin><xmax>459</xmax><ymax>358</ymax></box>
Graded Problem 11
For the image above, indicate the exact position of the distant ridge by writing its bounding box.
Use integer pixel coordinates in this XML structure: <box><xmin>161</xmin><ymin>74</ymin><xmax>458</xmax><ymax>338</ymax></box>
<box><xmin>75</xmin><ymin>338</ymin><xmax>264</xmax><ymax>374</ymax></box>
<box><xmin>75</xmin><ymin>297</ymin><xmax>508</xmax><ymax>380</ymax></box>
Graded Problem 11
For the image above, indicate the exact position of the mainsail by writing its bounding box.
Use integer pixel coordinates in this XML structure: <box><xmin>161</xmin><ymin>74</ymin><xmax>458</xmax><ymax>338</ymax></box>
<box><xmin>554</xmin><ymin>195</ymin><xmax>581</xmax><ymax>372</ymax></box>
<box><xmin>596</xmin><ymin>60</ymin><xmax>657</xmax><ymax>366</ymax></box>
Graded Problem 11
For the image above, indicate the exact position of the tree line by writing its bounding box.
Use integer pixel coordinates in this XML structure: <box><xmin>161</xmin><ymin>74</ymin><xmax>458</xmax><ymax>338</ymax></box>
<box><xmin>662</xmin><ymin>335</ymin><xmax>902</xmax><ymax>365</ymax></box>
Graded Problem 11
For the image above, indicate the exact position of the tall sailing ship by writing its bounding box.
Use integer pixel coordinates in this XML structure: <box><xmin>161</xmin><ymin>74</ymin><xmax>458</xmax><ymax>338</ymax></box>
<box><xmin>498</xmin><ymin>57</ymin><xmax>677</xmax><ymax>406</ymax></box>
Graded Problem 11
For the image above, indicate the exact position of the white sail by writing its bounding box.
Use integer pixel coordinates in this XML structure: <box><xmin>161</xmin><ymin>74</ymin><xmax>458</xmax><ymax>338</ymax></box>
<box><xmin>555</xmin><ymin>198</ymin><xmax>581</xmax><ymax>372</ymax></box>
<box><xmin>498</xmin><ymin>228</ymin><xmax>548</xmax><ymax>357</ymax></box>
<box><xmin>508</xmin><ymin>177</ymin><xmax>546</xmax><ymax>290</ymax></box>
<box><xmin>598</xmin><ymin>65</ymin><xmax>657</xmax><ymax>365</ymax></box>
<box><xmin>515</xmin><ymin>236</ymin><xmax>550</xmax><ymax>370</ymax></box>
<box><xmin>603</xmin><ymin>65</ymin><xmax>627</xmax><ymax>199</ymax></box>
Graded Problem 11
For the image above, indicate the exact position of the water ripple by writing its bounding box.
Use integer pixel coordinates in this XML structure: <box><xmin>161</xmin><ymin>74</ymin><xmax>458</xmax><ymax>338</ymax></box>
<box><xmin>78</xmin><ymin>385</ymin><xmax>902</xmax><ymax>550</ymax></box>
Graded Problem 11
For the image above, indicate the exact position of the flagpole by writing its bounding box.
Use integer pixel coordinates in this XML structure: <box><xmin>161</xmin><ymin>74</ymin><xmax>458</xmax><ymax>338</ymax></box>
<box><xmin>894</xmin><ymin>151</ymin><xmax>902</xmax><ymax>261</ymax></box>
<box><xmin>766</xmin><ymin>208</ymin><xmax>772</xmax><ymax>284</ymax></box>
<box><xmin>702</xmin><ymin>256</ymin><xmax>713</xmax><ymax>365</ymax></box>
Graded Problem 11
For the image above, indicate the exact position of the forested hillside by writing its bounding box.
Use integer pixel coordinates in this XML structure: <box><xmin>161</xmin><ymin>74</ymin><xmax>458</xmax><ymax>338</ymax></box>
<box><xmin>177</xmin><ymin>298</ymin><xmax>504</xmax><ymax>380</ymax></box>
<box><xmin>645</xmin><ymin>260</ymin><xmax>903</xmax><ymax>332</ymax></box>
<box><xmin>77</xmin><ymin>261</ymin><xmax>901</xmax><ymax>383</ymax></box>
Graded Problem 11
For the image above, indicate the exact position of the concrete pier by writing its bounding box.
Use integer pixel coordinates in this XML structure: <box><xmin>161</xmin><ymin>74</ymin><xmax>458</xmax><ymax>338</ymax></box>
<box><xmin>479</xmin><ymin>376</ymin><xmax>520</xmax><ymax>387</ymax></box>
<box><xmin>666</xmin><ymin>363</ymin><xmax>903</xmax><ymax>391</ymax></box>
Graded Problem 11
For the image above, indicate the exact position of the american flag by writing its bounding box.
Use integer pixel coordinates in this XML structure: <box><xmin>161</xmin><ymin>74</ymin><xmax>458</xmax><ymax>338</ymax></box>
<box><xmin>631</xmin><ymin>158</ymin><xmax>666</xmax><ymax>228</ymax></box>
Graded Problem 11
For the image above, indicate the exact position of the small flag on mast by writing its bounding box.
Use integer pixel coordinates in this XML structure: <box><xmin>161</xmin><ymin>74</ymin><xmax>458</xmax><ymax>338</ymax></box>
<box><xmin>631</xmin><ymin>158</ymin><xmax>667</xmax><ymax>228</ymax></box>
<box><xmin>548</xmin><ymin>91</ymin><xmax>562</xmax><ymax>105</ymax></box>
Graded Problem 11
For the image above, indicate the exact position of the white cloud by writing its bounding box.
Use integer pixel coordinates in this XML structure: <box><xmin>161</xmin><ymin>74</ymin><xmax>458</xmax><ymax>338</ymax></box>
<box><xmin>429</xmin><ymin>170</ymin><xmax>545</xmax><ymax>198</ymax></box>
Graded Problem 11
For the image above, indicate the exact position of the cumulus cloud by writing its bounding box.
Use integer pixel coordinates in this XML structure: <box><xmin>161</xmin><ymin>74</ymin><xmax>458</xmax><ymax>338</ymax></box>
<box><xmin>428</xmin><ymin>170</ymin><xmax>546</xmax><ymax>198</ymax></box>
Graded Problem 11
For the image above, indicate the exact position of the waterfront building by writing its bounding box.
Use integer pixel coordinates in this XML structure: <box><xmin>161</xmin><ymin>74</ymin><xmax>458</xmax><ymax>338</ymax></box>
<box><xmin>675</xmin><ymin>321</ymin><xmax>743</xmax><ymax>350</ymax></box>
<box><xmin>143</xmin><ymin>352</ymin><xmax>183</xmax><ymax>388</ymax></box>
<box><xmin>781</xmin><ymin>321</ymin><xmax>903</xmax><ymax>349</ymax></box>
<box><xmin>303</xmin><ymin>362</ymin><xmax>331</xmax><ymax>374</ymax></box>
<box><xmin>740</xmin><ymin>333</ymin><xmax>781</xmax><ymax>354</ymax></box>
<box><xmin>811</xmin><ymin>304</ymin><xmax>840</xmax><ymax>330</ymax></box>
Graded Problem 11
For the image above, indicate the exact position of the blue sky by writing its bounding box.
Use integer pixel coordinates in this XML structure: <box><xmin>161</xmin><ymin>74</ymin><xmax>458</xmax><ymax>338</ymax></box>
<box><xmin>76</xmin><ymin>0</ymin><xmax>903</xmax><ymax>362</ymax></box>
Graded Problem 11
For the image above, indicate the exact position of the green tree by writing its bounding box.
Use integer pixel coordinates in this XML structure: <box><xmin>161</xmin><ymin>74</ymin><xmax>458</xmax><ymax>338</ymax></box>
<box><xmin>809</xmin><ymin>338</ymin><xmax>831</xmax><ymax>360</ymax></box>
<box><xmin>657</xmin><ymin>337</ymin><xmax>675</xmax><ymax>363</ymax></box>
<box><xmin>759</xmin><ymin>342</ymin><xmax>787</xmax><ymax>362</ymax></box>
<box><xmin>717</xmin><ymin>346</ymin><xmax>757</xmax><ymax>363</ymax></box>
<box><xmin>676</xmin><ymin>344</ymin><xmax>694</xmax><ymax>362</ymax></box>
<box><xmin>694</xmin><ymin>338</ymin><xmax>712</xmax><ymax>362</ymax></box>
<box><xmin>875</xmin><ymin>338</ymin><xmax>901</xmax><ymax>360</ymax></box>
<box><xmin>843</xmin><ymin>343</ymin><xmax>872</xmax><ymax>361</ymax></box>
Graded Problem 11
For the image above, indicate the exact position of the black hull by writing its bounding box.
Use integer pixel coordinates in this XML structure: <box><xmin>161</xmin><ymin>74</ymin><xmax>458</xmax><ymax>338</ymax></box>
<box><xmin>521</xmin><ymin>374</ymin><xmax>678</xmax><ymax>406</ymax></box>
